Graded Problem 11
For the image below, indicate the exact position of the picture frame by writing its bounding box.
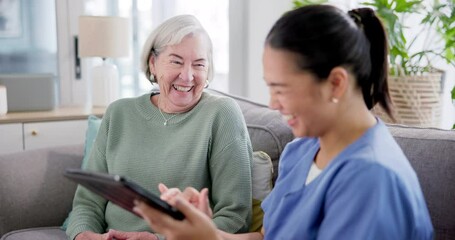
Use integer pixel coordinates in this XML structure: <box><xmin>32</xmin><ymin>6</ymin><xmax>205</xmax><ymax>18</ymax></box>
<box><xmin>0</xmin><ymin>0</ymin><xmax>22</xmax><ymax>38</ymax></box>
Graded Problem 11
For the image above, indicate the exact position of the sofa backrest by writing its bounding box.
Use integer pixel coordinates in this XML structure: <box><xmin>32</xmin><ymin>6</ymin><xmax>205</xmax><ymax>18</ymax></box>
<box><xmin>0</xmin><ymin>144</ymin><xmax>84</xmax><ymax>236</ymax></box>
<box><xmin>388</xmin><ymin>124</ymin><xmax>455</xmax><ymax>239</ymax></box>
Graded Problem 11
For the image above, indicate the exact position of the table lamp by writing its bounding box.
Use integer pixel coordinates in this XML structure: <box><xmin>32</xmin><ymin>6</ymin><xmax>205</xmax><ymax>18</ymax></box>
<box><xmin>78</xmin><ymin>16</ymin><xmax>130</xmax><ymax>107</ymax></box>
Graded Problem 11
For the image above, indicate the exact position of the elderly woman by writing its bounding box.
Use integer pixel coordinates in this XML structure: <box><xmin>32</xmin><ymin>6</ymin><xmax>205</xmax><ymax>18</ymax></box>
<box><xmin>66</xmin><ymin>15</ymin><xmax>253</xmax><ymax>240</ymax></box>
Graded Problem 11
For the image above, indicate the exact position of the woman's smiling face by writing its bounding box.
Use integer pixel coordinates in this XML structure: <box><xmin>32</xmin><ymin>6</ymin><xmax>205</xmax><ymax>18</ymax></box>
<box><xmin>262</xmin><ymin>45</ymin><xmax>334</xmax><ymax>138</ymax></box>
<box><xmin>149</xmin><ymin>33</ymin><xmax>209</xmax><ymax>113</ymax></box>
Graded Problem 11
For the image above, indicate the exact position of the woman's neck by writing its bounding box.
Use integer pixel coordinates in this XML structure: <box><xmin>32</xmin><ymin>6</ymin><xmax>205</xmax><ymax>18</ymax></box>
<box><xmin>314</xmin><ymin>103</ymin><xmax>377</xmax><ymax>169</ymax></box>
<box><xmin>150</xmin><ymin>93</ymin><xmax>197</xmax><ymax>114</ymax></box>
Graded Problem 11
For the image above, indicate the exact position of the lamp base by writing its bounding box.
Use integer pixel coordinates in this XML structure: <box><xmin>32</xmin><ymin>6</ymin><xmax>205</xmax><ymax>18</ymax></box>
<box><xmin>91</xmin><ymin>61</ymin><xmax>119</xmax><ymax>107</ymax></box>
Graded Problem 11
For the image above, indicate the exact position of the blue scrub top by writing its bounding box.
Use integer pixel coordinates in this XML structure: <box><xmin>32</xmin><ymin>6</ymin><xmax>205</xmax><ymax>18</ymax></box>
<box><xmin>262</xmin><ymin>120</ymin><xmax>433</xmax><ymax>240</ymax></box>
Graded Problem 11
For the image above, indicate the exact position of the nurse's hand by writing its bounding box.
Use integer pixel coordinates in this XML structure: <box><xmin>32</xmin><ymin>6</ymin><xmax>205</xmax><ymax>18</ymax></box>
<box><xmin>133</xmin><ymin>193</ymin><xmax>222</xmax><ymax>240</ymax></box>
<box><xmin>158</xmin><ymin>183</ymin><xmax>213</xmax><ymax>218</ymax></box>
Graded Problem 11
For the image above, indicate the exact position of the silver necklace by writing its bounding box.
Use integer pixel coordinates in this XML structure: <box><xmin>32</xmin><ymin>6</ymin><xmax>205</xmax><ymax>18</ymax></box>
<box><xmin>158</xmin><ymin>108</ymin><xmax>179</xmax><ymax>126</ymax></box>
<box><xmin>155</xmin><ymin>94</ymin><xmax>179</xmax><ymax>126</ymax></box>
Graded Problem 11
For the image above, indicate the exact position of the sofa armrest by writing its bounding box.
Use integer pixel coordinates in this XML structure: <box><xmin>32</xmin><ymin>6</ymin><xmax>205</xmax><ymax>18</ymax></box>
<box><xmin>0</xmin><ymin>144</ymin><xmax>84</xmax><ymax>237</ymax></box>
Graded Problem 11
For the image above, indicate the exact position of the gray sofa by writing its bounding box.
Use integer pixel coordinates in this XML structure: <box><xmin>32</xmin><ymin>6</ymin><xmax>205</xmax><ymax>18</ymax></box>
<box><xmin>1</xmin><ymin>90</ymin><xmax>454</xmax><ymax>240</ymax></box>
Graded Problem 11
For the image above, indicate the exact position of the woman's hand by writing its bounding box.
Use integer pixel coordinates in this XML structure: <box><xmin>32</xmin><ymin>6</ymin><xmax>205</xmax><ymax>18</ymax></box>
<box><xmin>103</xmin><ymin>229</ymin><xmax>159</xmax><ymax>240</ymax></box>
<box><xmin>158</xmin><ymin>183</ymin><xmax>213</xmax><ymax>218</ymax></box>
<box><xmin>75</xmin><ymin>230</ymin><xmax>159</xmax><ymax>240</ymax></box>
<box><xmin>134</xmin><ymin>192</ymin><xmax>221</xmax><ymax>240</ymax></box>
<box><xmin>74</xmin><ymin>231</ymin><xmax>106</xmax><ymax>240</ymax></box>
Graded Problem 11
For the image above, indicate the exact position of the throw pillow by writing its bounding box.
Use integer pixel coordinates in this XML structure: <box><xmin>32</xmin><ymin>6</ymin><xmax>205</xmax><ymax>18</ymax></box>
<box><xmin>250</xmin><ymin>151</ymin><xmax>273</xmax><ymax>232</ymax></box>
<box><xmin>61</xmin><ymin>114</ymin><xmax>102</xmax><ymax>230</ymax></box>
<box><xmin>81</xmin><ymin>115</ymin><xmax>102</xmax><ymax>169</ymax></box>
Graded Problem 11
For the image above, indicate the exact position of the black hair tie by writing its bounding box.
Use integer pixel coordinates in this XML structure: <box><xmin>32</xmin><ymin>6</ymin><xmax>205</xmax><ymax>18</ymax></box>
<box><xmin>348</xmin><ymin>9</ymin><xmax>362</xmax><ymax>28</ymax></box>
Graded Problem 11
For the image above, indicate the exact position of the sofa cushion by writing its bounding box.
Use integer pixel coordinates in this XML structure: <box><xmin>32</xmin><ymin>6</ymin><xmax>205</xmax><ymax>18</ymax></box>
<box><xmin>388</xmin><ymin>124</ymin><xmax>455</xmax><ymax>239</ymax></box>
<box><xmin>250</xmin><ymin>151</ymin><xmax>273</xmax><ymax>232</ymax></box>
<box><xmin>0</xmin><ymin>145</ymin><xmax>84</xmax><ymax>237</ymax></box>
<box><xmin>0</xmin><ymin>227</ymin><xmax>66</xmax><ymax>240</ymax></box>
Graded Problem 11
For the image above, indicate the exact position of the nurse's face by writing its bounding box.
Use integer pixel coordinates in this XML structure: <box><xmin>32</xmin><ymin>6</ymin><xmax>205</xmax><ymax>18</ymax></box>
<box><xmin>262</xmin><ymin>45</ymin><xmax>333</xmax><ymax>138</ymax></box>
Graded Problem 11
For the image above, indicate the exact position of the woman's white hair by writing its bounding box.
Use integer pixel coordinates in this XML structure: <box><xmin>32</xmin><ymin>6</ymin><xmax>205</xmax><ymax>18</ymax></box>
<box><xmin>141</xmin><ymin>14</ymin><xmax>214</xmax><ymax>83</ymax></box>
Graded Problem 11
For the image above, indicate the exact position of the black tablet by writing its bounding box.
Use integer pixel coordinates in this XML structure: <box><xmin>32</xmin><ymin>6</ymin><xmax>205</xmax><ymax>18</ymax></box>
<box><xmin>64</xmin><ymin>168</ymin><xmax>185</xmax><ymax>220</ymax></box>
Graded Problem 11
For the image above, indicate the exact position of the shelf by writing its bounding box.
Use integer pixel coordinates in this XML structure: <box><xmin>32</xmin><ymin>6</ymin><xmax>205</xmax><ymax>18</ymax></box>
<box><xmin>0</xmin><ymin>107</ymin><xmax>105</xmax><ymax>124</ymax></box>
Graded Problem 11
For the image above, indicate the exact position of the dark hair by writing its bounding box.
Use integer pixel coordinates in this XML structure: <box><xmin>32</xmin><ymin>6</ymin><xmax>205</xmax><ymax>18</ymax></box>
<box><xmin>265</xmin><ymin>4</ymin><xmax>393</xmax><ymax>118</ymax></box>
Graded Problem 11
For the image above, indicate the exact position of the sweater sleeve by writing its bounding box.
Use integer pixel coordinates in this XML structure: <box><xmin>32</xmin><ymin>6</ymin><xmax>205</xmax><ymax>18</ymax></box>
<box><xmin>65</xmin><ymin>108</ymin><xmax>111</xmax><ymax>240</ymax></box>
<box><xmin>208</xmin><ymin>98</ymin><xmax>253</xmax><ymax>233</ymax></box>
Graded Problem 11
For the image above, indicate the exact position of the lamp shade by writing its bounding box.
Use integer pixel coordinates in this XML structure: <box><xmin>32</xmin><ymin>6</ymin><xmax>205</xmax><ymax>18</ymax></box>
<box><xmin>78</xmin><ymin>16</ymin><xmax>130</xmax><ymax>58</ymax></box>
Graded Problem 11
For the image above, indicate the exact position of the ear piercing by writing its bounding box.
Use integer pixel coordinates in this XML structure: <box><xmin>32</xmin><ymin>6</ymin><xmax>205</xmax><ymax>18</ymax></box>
<box><xmin>331</xmin><ymin>98</ymin><xmax>339</xmax><ymax>103</ymax></box>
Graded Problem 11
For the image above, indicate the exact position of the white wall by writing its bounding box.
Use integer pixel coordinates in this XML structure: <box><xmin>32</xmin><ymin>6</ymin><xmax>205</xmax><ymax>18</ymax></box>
<box><xmin>229</xmin><ymin>0</ymin><xmax>292</xmax><ymax>104</ymax></box>
<box><xmin>246</xmin><ymin>0</ymin><xmax>292</xmax><ymax>105</ymax></box>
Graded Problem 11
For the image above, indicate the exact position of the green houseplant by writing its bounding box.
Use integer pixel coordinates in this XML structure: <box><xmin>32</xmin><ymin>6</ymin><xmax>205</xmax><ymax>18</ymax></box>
<box><xmin>293</xmin><ymin>0</ymin><xmax>455</xmax><ymax>73</ymax></box>
<box><xmin>362</xmin><ymin>0</ymin><xmax>455</xmax><ymax>75</ymax></box>
<box><xmin>363</xmin><ymin>0</ymin><xmax>454</xmax><ymax>128</ymax></box>
<box><xmin>293</xmin><ymin>0</ymin><xmax>455</xmax><ymax>127</ymax></box>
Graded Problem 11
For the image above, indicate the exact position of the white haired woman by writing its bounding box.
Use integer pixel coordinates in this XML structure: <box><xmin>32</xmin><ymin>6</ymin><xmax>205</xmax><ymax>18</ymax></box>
<box><xmin>66</xmin><ymin>15</ymin><xmax>253</xmax><ymax>240</ymax></box>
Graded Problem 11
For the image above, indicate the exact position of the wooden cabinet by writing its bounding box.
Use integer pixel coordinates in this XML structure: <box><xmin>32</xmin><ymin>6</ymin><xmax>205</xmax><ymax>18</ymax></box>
<box><xmin>0</xmin><ymin>107</ymin><xmax>104</xmax><ymax>154</ymax></box>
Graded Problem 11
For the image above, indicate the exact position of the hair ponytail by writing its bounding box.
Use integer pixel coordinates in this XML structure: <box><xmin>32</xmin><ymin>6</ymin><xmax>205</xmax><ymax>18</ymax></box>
<box><xmin>348</xmin><ymin>8</ymin><xmax>393</xmax><ymax>119</ymax></box>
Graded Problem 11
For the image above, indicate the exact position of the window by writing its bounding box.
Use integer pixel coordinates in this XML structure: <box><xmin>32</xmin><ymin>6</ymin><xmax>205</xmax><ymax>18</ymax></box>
<box><xmin>0</xmin><ymin>0</ymin><xmax>58</xmax><ymax>76</ymax></box>
<box><xmin>82</xmin><ymin>0</ymin><xmax>229</xmax><ymax>98</ymax></box>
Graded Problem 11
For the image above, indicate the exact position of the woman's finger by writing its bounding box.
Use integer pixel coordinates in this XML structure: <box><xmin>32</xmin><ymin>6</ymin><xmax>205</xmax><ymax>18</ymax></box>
<box><xmin>182</xmin><ymin>187</ymin><xmax>201</xmax><ymax>205</ymax></box>
<box><xmin>199</xmin><ymin>188</ymin><xmax>213</xmax><ymax>217</ymax></box>
<box><xmin>159</xmin><ymin>184</ymin><xmax>182</xmax><ymax>203</ymax></box>
<box><xmin>158</xmin><ymin>183</ymin><xmax>168</xmax><ymax>194</ymax></box>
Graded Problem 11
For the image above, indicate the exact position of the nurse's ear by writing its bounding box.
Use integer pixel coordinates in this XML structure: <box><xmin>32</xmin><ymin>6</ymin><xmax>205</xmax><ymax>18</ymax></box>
<box><xmin>327</xmin><ymin>67</ymin><xmax>349</xmax><ymax>102</ymax></box>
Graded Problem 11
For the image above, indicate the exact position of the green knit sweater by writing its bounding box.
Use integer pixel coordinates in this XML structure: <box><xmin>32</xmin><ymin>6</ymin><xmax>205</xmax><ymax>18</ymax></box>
<box><xmin>66</xmin><ymin>92</ymin><xmax>253</xmax><ymax>239</ymax></box>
